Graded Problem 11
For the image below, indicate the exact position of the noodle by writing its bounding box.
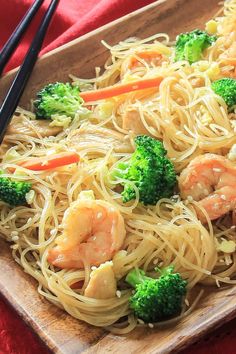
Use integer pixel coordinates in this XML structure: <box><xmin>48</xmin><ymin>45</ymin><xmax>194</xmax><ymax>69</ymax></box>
<box><xmin>1</xmin><ymin>0</ymin><xmax>236</xmax><ymax>333</ymax></box>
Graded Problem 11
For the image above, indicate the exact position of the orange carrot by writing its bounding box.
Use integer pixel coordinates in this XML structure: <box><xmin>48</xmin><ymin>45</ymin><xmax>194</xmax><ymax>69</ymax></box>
<box><xmin>15</xmin><ymin>151</ymin><xmax>80</xmax><ymax>171</ymax></box>
<box><xmin>128</xmin><ymin>51</ymin><xmax>163</xmax><ymax>69</ymax></box>
<box><xmin>221</xmin><ymin>58</ymin><xmax>236</xmax><ymax>66</ymax></box>
<box><xmin>80</xmin><ymin>76</ymin><xmax>163</xmax><ymax>102</ymax></box>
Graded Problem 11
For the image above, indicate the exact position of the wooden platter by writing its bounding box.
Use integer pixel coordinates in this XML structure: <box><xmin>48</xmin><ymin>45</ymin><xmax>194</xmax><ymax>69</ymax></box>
<box><xmin>0</xmin><ymin>0</ymin><xmax>233</xmax><ymax>353</ymax></box>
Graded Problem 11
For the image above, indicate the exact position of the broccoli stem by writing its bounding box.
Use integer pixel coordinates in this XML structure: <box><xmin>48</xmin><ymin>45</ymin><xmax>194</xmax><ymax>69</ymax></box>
<box><xmin>125</xmin><ymin>269</ymin><xmax>150</xmax><ymax>288</ymax></box>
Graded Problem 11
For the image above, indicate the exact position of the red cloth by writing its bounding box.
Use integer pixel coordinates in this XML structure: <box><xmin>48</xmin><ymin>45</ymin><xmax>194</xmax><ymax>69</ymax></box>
<box><xmin>1</xmin><ymin>0</ymin><xmax>157</xmax><ymax>73</ymax></box>
<box><xmin>0</xmin><ymin>1</ymin><xmax>236</xmax><ymax>353</ymax></box>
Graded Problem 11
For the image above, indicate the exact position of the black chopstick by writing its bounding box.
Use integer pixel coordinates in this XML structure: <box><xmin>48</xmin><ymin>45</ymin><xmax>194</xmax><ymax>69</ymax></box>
<box><xmin>0</xmin><ymin>0</ymin><xmax>45</xmax><ymax>76</ymax></box>
<box><xmin>0</xmin><ymin>0</ymin><xmax>59</xmax><ymax>144</ymax></box>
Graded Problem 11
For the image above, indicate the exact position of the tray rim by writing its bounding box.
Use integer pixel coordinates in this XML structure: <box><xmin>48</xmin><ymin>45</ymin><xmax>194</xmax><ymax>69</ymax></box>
<box><xmin>0</xmin><ymin>0</ymin><xmax>233</xmax><ymax>353</ymax></box>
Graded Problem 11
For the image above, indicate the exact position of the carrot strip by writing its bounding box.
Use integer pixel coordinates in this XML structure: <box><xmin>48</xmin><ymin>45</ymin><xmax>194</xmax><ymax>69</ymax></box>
<box><xmin>16</xmin><ymin>152</ymin><xmax>80</xmax><ymax>171</ymax></box>
<box><xmin>128</xmin><ymin>51</ymin><xmax>163</xmax><ymax>69</ymax></box>
<box><xmin>221</xmin><ymin>58</ymin><xmax>236</xmax><ymax>66</ymax></box>
<box><xmin>80</xmin><ymin>76</ymin><xmax>163</xmax><ymax>102</ymax></box>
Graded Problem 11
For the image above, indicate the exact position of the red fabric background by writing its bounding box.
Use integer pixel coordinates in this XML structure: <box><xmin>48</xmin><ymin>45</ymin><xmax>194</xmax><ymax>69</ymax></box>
<box><xmin>0</xmin><ymin>0</ymin><xmax>236</xmax><ymax>353</ymax></box>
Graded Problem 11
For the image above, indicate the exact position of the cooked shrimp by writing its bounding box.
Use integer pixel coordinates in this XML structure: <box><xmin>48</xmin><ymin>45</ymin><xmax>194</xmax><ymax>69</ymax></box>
<box><xmin>179</xmin><ymin>153</ymin><xmax>236</xmax><ymax>221</ymax></box>
<box><xmin>84</xmin><ymin>261</ymin><xmax>117</xmax><ymax>299</ymax></box>
<box><xmin>48</xmin><ymin>197</ymin><xmax>126</xmax><ymax>269</ymax></box>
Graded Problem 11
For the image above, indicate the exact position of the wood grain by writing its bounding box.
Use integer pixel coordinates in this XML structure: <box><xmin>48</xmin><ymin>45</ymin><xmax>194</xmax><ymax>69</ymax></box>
<box><xmin>0</xmin><ymin>0</ymin><xmax>231</xmax><ymax>353</ymax></box>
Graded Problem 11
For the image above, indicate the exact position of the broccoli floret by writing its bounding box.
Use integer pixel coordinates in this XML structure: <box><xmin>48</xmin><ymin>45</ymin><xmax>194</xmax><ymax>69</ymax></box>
<box><xmin>33</xmin><ymin>82</ymin><xmax>84</xmax><ymax>119</ymax></box>
<box><xmin>175</xmin><ymin>29</ymin><xmax>217</xmax><ymax>64</ymax></box>
<box><xmin>112</xmin><ymin>135</ymin><xmax>176</xmax><ymax>205</ymax></box>
<box><xmin>0</xmin><ymin>176</ymin><xmax>32</xmax><ymax>206</ymax></box>
<box><xmin>126</xmin><ymin>267</ymin><xmax>187</xmax><ymax>323</ymax></box>
<box><xmin>211</xmin><ymin>78</ymin><xmax>236</xmax><ymax>110</ymax></box>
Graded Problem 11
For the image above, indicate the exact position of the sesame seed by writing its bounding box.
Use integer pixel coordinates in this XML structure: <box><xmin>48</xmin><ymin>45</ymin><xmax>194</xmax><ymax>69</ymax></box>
<box><xmin>91</xmin><ymin>266</ymin><xmax>97</xmax><ymax>271</ymax></box>
<box><xmin>42</xmin><ymin>160</ymin><xmax>49</xmax><ymax>166</ymax></box>
<box><xmin>187</xmin><ymin>196</ymin><xmax>193</xmax><ymax>201</ymax></box>
<box><xmin>50</xmin><ymin>229</ymin><xmax>57</xmax><ymax>237</ymax></box>
<box><xmin>225</xmin><ymin>255</ymin><xmax>232</xmax><ymax>265</ymax></box>
<box><xmin>213</xmin><ymin>168</ymin><xmax>221</xmax><ymax>172</ymax></box>
<box><xmin>185</xmin><ymin>299</ymin><xmax>190</xmax><ymax>307</ymax></box>
<box><xmin>97</xmin><ymin>212</ymin><xmax>102</xmax><ymax>219</ymax></box>
<box><xmin>10</xmin><ymin>231</ymin><xmax>19</xmax><ymax>237</ymax></box>
<box><xmin>220</xmin><ymin>195</ymin><xmax>226</xmax><ymax>200</ymax></box>
<box><xmin>148</xmin><ymin>323</ymin><xmax>154</xmax><ymax>328</ymax></box>
<box><xmin>12</xmin><ymin>236</ymin><xmax>19</xmax><ymax>242</ymax></box>
<box><xmin>231</xmin><ymin>226</ymin><xmax>236</xmax><ymax>229</ymax></box>
<box><xmin>116</xmin><ymin>290</ymin><xmax>121</xmax><ymax>298</ymax></box>
<box><xmin>203</xmin><ymin>189</ymin><xmax>209</xmax><ymax>196</ymax></box>
<box><xmin>137</xmin><ymin>319</ymin><xmax>145</xmax><ymax>325</ymax></box>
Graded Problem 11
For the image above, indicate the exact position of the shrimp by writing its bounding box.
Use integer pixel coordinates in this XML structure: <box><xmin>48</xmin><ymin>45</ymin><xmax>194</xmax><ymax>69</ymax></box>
<box><xmin>179</xmin><ymin>153</ymin><xmax>236</xmax><ymax>221</ymax></box>
<box><xmin>48</xmin><ymin>198</ymin><xmax>126</xmax><ymax>269</ymax></box>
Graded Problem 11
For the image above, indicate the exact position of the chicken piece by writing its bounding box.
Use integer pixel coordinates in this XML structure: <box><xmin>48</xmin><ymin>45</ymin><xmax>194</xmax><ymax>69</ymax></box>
<box><xmin>84</xmin><ymin>261</ymin><xmax>117</xmax><ymax>299</ymax></box>
<box><xmin>70</xmin><ymin>123</ymin><xmax>133</xmax><ymax>153</ymax></box>
<box><xmin>7</xmin><ymin>115</ymin><xmax>62</xmax><ymax>138</ymax></box>
<box><xmin>122</xmin><ymin>109</ymin><xmax>151</xmax><ymax>135</ymax></box>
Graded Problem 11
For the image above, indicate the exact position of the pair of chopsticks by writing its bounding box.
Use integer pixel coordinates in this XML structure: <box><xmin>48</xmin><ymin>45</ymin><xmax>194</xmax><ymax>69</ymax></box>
<box><xmin>0</xmin><ymin>0</ymin><xmax>59</xmax><ymax>143</ymax></box>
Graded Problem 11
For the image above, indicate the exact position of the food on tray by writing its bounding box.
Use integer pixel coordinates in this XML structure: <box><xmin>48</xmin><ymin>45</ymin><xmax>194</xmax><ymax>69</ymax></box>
<box><xmin>1</xmin><ymin>0</ymin><xmax>236</xmax><ymax>334</ymax></box>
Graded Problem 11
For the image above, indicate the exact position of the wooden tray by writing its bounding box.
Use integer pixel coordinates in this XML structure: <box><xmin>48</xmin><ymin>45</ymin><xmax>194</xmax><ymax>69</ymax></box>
<box><xmin>0</xmin><ymin>1</ymin><xmax>234</xmax><ymax>353</ymax></box>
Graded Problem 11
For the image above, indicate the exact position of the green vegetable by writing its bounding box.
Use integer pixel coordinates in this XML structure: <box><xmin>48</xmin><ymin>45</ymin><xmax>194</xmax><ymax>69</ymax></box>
<box><xmin>211</xmin><ymin>78</ymin><xmax>236</xmax><ymax>110</ymax></box>
<box><xmin>111</xmin><ymin>135</ymin><xmax>176</xmax><ymax>205</ymax></box>
<box><xmin>175</xmin><ymin>29</ymin><xmax>217</xmax><ymax>64</ymax></box>
<box><xmin>0</xmin><ymin>176</ymin><xmax>32</xmax><ymax>206</ymax></box>
<box><xmin>126</xmin><ymin>267</ymin><xmax>187</xmax><ymax>323</ymax></box>
<box><xmin>33</xmin><ymin>82</ymin><xmax>84</xmax><ymax>119</ymax></box>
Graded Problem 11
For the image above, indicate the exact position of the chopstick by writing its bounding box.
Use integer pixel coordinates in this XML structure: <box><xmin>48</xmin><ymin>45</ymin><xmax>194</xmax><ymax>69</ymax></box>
<box><xmin>0</xmin><ymin>0</ymin><xmax>59</xmax><ymax>144</ymax></box>
<box><xmin>0</xmin><ymin>0</ymin><xmax>45</xmax><ymax>76</ymax></box>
